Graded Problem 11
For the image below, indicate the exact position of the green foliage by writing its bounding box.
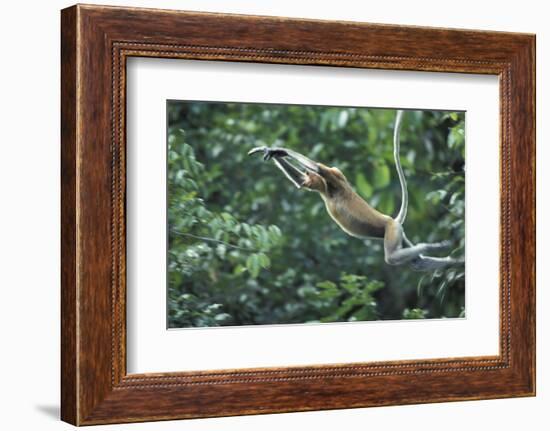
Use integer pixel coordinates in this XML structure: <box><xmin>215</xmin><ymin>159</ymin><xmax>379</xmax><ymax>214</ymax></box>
<box><xmin>402</xmin><ymin>308</ymin><xmax>428</xmax><ymax>319</ymax></box>
<box><xmin>315</xmin><ymin>274</ymin><xmax>383</xmax><ymax>322</ymax></box>
<box><xmin>168</xmin><ymin>132</ymin><xmax>283</xmax><ymax>327</ymax></box>
<box><xmin>167</xmin><ymin>102</ymin><xmax>465</xmax><ymax>328</ymax></box>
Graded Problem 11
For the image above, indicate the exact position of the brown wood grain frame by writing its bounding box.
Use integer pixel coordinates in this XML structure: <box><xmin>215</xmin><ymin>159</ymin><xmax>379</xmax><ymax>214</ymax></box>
<box><xmin>61</xmin><ymin>4</ymin><xmax>536</xmax><ymax>426</ymax></box>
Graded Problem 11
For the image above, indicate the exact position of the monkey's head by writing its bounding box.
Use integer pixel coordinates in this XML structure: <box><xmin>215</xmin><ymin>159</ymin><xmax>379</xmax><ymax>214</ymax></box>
<box><xmin>302</xmin><ymin>163</ymin><xmax>350</xmax><ymax>197</ymax></box>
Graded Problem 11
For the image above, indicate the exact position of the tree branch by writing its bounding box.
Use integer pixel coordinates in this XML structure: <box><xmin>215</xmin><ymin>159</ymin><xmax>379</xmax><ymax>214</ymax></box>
<box><xmin>170</xmin><ymin>229</ymin><xmax>260</xmax><ymax>252</ymax></box>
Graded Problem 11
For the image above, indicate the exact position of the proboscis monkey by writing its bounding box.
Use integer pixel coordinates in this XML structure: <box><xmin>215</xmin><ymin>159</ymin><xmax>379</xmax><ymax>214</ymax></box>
<box><xmin>248</xmin><ymin>110</ymin><xmax>463</xmax><ymax>271</ymax></box>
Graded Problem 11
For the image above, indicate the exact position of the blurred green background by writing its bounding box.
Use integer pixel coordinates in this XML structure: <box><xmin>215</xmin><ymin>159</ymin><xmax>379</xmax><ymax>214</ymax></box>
<box><xmin>167</xmin><ymin>101</ymin><xmax>465</xmax><ymax>328</ymax></box>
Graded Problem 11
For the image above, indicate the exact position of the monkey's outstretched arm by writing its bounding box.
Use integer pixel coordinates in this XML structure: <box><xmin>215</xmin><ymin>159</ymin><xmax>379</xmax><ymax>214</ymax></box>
<box><xmin>248</xmin><ymin>146</ymin><xmax>322</xmax><ymax>189</ymax></box>
<box><xmin>248</xmin><ymin>146</ymin><xmax>320</xmax><ymax>173</ymax></box>
<box><xmin>272</xmin><ymin>157</ymin><xmax>306</xmax><ymax>189</ymax></box>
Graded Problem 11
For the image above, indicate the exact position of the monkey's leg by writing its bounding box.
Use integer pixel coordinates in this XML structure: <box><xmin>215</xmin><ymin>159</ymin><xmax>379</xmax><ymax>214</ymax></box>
<box><xmin>402</xmin><ymin>232</ymin><xmax>462</xmax><ymax>270</ymax></box>
<box><xmin>410</xmin><ymin>255</ymin><xmax>464</xmax><ymax>271</ymax></box>
<box><xmin>384</xmin><ymin>220</ymin><xmax>451</xmax><ymax>266</ymax></box>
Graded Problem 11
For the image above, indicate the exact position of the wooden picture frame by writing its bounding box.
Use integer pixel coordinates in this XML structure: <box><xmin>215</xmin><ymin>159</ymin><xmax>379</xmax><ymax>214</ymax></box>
<box><xmin>61</xmin><ymin>4</ymin><xmax>535</xmax><ymax>425</ymax></box>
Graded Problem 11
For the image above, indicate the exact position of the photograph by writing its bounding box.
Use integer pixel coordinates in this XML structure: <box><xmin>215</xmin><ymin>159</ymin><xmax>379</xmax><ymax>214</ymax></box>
<box><xmin>53</xmin><ymin>2</ymin><xmax>535</xmax><ymax>426</ymax></box>
<box><xmin>167</xmin><ymin>101</ymin><xmax>466</xmax><ymax>328</ymax></box>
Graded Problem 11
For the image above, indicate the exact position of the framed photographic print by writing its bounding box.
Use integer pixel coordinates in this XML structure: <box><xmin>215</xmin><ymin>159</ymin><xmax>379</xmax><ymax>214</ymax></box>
<box><xmin>61</xmin><ymin>4</ymin><xmax>535</xmax><ymax>425</ymax></box>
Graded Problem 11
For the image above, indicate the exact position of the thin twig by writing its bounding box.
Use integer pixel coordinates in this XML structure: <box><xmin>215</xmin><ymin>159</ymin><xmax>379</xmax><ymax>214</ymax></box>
<box><xmin>170</xmin><ymin>229</ymin><xmax>260</xmax><ymax>252</ymax></box>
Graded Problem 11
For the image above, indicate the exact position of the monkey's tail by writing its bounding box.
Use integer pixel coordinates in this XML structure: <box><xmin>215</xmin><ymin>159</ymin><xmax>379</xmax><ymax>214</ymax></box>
<box><xmin>393</xmin><ymin>110</ymin><xmax>408</xmax><ymax>225</ymax></box>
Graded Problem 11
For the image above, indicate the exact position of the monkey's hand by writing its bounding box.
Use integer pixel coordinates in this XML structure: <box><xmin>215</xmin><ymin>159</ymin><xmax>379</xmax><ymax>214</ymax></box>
<box><xmin>247</xmin><ymin>146</ymin><xmax>289</xmax><ymax>161</ymax></box>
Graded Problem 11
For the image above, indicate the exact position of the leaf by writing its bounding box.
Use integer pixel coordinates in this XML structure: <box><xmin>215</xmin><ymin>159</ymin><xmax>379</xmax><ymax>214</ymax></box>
<box><xmin>449</xmin><ymin>192</ymin><xmax>461</xmax><ymax>206</ymax></box>
<box><xmin>355</xmin><ymin>172</ymin><xmax>373</xmax><ymax>198</ymax></box>
<box><xmin>338</xmin><ymin>110</ymin><xmax>349</xmax><ymax>128</ymax></box>
<box><xmin>317</xmin><ymin>281</ymin><xmax>337</xmax><ymax>290</ymax></box>
<box><xmin>214</xmin><ymin>313</ymin><xmax>231</xmax><ymax>322</ymax></box>
<box><xmin>372</xmin><ymin>162</ymin><xmax>390</xmax><ymax>188</ymax></box>
<box><xmin>257</xmin><ymin>253</ymin><xmax>271</xmax><ymax>269</ymax></box>
<box><xmin>268</xmin><ymin>225</ymin><xmax>282</xmax><ymax>237</ymax></box>
<box><xmin>426</xmin><ymin>189</ymin><xmax>447</xmax><ymax>204</ymax></box>
<box><xmin>233</xmin><ymin>264</ymin><xmax>247</xmax><ymax>275</ymax></box>
<box><xmin>246</xmin><ymin>254</ymin><xmax>261</xmax><ymax>278</ymax></box>
<box><xmin>220</xmin><ymin>212</ymin><xmax>233</xmax><ymax>222</ymax></box>
<box><xmin>402</xmin><ymin>308</ymin><xmax>427</xmax><ymax>319</ymax></box>
<box><xmin>377</xmin><ymin>192</ymin><xmax>395</xmax><ymax>216</ymax></box>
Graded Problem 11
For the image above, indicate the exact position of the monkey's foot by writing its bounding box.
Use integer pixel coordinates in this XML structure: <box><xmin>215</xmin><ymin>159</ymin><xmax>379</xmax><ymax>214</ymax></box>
<box><xmin>427</xmin><ymin>239</ymin><xmax>452</xmax><ymax>251</ymax></box>
<box><xmin>411</xmin><ymin>255</ymin><xmax>464</xmax><ymax>271</ymax></box>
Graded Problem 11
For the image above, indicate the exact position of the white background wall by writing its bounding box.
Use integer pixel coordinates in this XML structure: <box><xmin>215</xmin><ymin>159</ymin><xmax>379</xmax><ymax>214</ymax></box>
<box><xmin>0</xmin><ymin>1</ymin><xmax>546</xmax><ymax>429</ymax></box>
